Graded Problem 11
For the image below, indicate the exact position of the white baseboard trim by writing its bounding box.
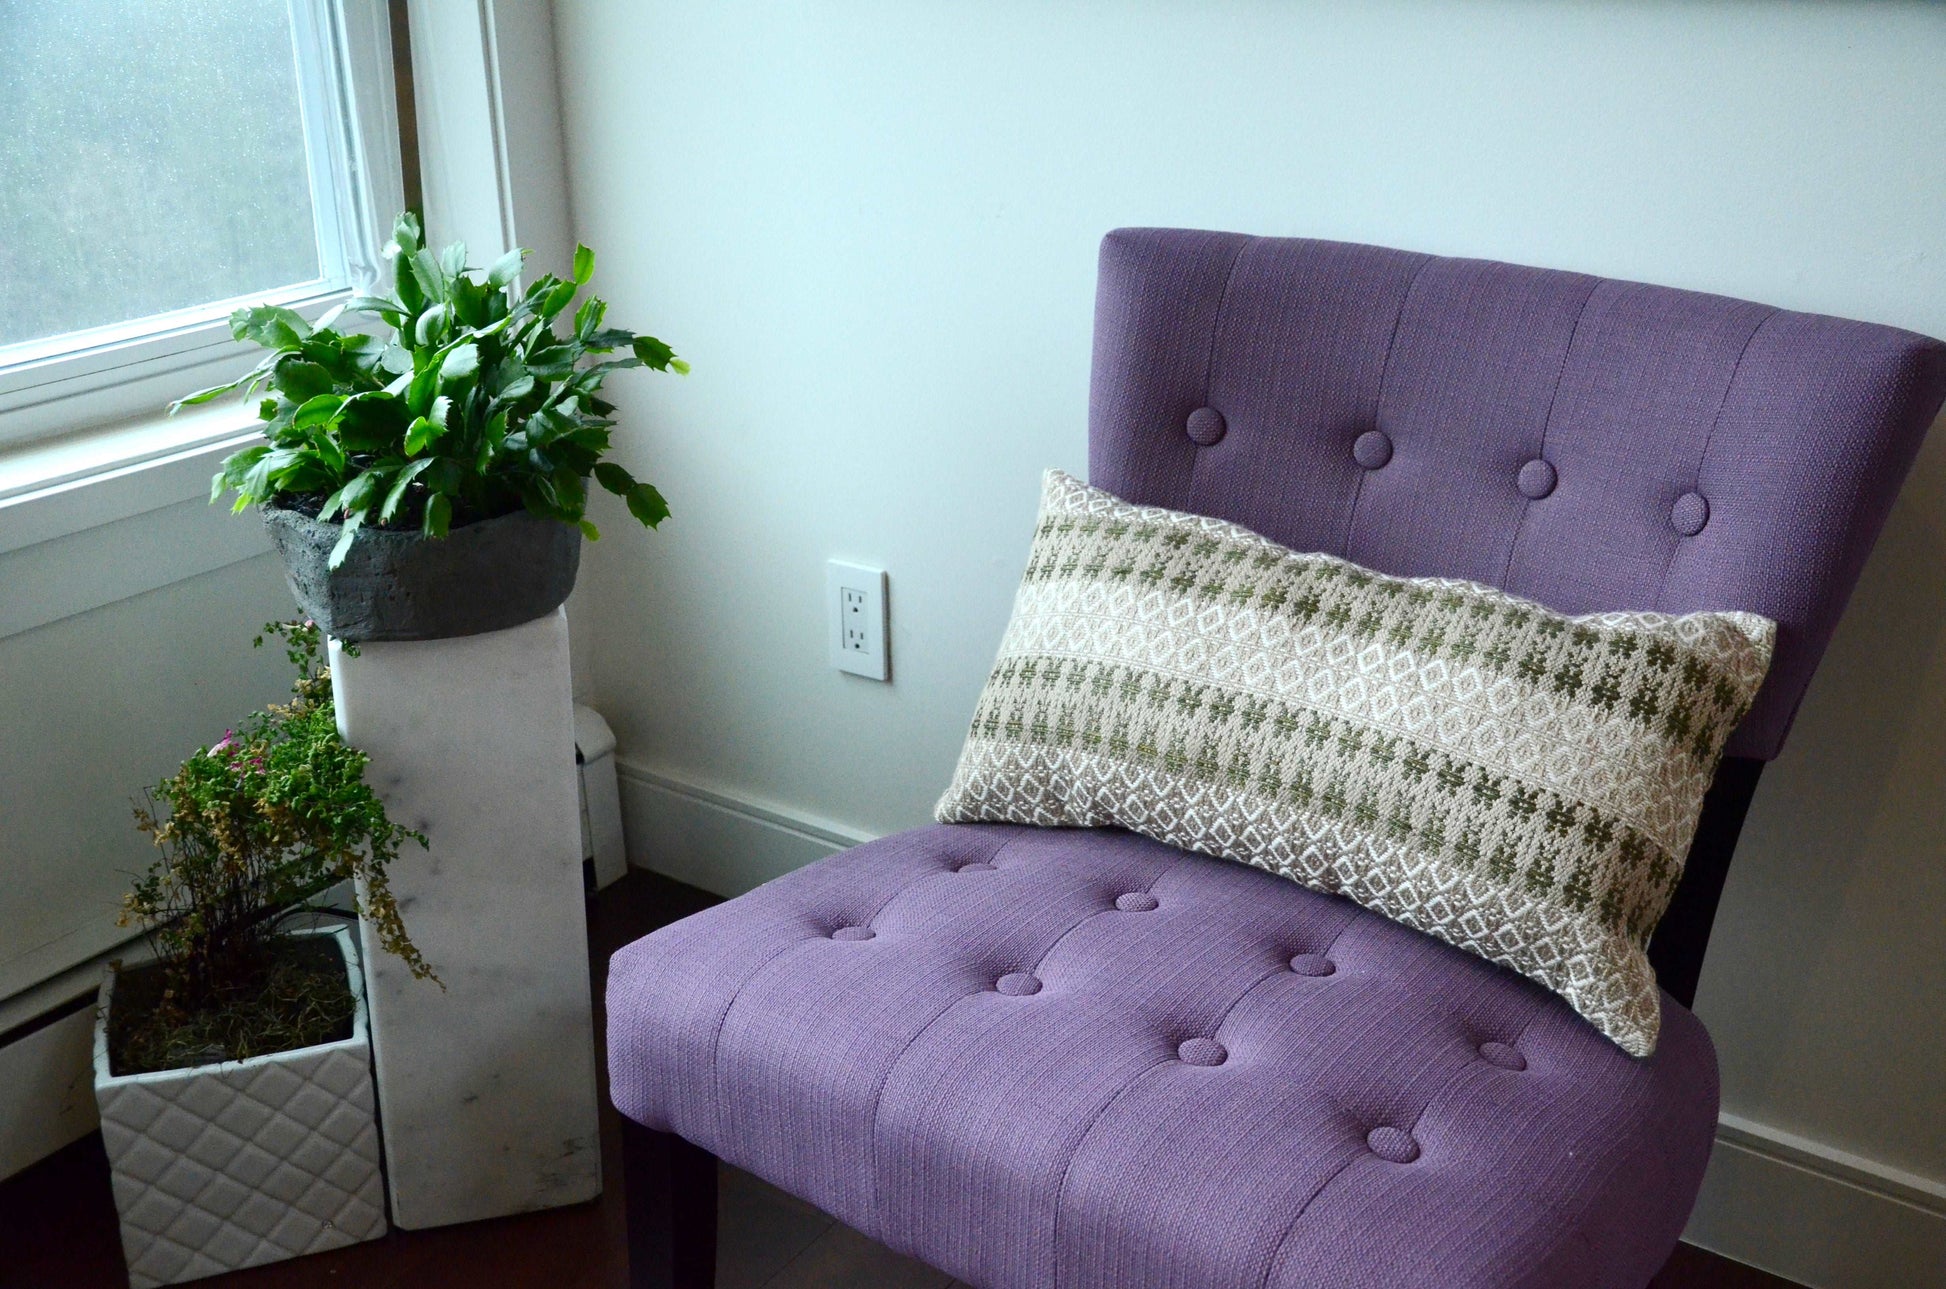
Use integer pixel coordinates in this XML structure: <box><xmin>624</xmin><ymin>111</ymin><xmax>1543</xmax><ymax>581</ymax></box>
<box><xmin>0</xmin><ymin>1004</ymin><xmax>100</xmax><ymax>1182</ymax></box>
<box><xmin>614</xmin><ymin>758</ymin><xmax>877</xmax><ymax>897</ymax></box>
<box><xmin>1687</xmin><ymin>1112</ymin><xmax>1946</xmax><ymax>1288</ymax></box>
<box><xmin>613</xmin><ymin>761</ymin><xmax>1946</xmax><ymax>1287</ymax></box>
<box><xmin>1717</xmin><ymin>1111</ymin><xmax>1946</xmax><ymax>1218</ymax></box>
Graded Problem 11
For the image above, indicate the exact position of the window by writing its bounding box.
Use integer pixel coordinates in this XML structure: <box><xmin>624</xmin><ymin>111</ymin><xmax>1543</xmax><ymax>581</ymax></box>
<box><xmin>0</xmin><ymin>0</ymin><xmax>404</xmax><ymax>449</ymax></box>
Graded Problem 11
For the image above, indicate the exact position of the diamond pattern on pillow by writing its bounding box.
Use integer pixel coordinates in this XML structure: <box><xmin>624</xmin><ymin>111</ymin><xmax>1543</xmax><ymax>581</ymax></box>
<box><xmin>936</xmin><ymin>470</ymin><xmax>1773</xmax><ymax>1055</ymax></box>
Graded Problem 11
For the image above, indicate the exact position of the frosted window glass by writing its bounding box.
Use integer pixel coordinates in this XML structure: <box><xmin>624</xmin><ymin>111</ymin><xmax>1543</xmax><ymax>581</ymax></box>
<box><xmin>0</xmin><ymin>0</ymin><xmax>325</xmax><ymax>348</ymax></box>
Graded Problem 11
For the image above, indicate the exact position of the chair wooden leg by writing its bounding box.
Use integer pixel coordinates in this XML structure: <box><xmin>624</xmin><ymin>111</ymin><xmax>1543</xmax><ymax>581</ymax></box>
<box><xmin>621</xmin><ymin>1116</ymin><xmax>718</xmax><ymax>1288</ymax></box>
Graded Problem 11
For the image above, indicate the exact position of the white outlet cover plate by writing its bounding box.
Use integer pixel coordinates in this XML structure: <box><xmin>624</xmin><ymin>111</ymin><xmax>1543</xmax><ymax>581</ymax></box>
<box><xmin>827</xmin><ymin>560</ymin><xmax>889</xmax><ymax>681</ymax></box>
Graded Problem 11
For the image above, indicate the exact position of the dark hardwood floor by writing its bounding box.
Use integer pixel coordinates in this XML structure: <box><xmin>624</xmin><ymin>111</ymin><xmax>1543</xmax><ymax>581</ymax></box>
<box><xmin>0</xmin><ymin>870</ymin><xmax>1797</xmax><ymax>1289</ymax></box>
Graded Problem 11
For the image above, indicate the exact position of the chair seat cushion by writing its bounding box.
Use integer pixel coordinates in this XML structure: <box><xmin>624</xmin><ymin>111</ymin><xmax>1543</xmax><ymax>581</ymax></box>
<box><xmin>607</xmin><ymin>823</ymin><xmax>1720</xmax><ymax>1289</ymax></box>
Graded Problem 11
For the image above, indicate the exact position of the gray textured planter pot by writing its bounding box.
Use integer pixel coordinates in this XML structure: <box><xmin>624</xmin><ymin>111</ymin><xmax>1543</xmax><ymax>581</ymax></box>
<box><xmin>263</xmin><ymin>505</ymin><xmax>580</xmax><ymax>643</ymax></box>
<box><xmin>93</xmin><ymin>925</ymin><xmax>386</xmax><ymax>1288</ymax></box>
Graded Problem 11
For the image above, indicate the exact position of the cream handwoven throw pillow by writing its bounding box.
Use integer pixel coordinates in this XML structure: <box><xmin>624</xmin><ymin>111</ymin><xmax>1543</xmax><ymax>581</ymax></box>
<box><xmin>936</xmin><ymin>470</ymin><xmax>1774</xmax><ymax>1056</ymax></box>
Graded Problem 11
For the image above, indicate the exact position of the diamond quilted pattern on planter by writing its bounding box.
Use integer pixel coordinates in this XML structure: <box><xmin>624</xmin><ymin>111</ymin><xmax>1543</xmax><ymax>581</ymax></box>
<box><xmin>93</xmin><ymin>926</ymin><xmax>387</xmax><ymax>1288</ymax></box>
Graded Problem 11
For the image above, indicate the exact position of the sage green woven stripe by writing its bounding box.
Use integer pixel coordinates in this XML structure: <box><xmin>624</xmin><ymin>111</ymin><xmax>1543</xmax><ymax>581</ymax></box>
<box><xmin>1022</xmin><ymin>514</ymin><xmax>1754</xmax><ymax>761</ymax></box>
<box><xmin>968</xmin><ymin>652</ymin><xmax>1681</xmax><ymax>946</ymax></box>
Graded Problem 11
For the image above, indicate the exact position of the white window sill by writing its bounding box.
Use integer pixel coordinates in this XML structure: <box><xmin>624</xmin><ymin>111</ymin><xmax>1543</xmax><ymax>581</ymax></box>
<box><xmin>0</xmin><ymin>402</ymin><xmax>265</xmax><ymax>556</ymax></box>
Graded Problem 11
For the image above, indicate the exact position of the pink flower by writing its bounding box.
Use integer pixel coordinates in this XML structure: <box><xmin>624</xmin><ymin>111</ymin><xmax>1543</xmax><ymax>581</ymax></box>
<box><xmin>209</xmin><ymin>730</ymin><xmax>237</xmax><ymax>756</ymax></box>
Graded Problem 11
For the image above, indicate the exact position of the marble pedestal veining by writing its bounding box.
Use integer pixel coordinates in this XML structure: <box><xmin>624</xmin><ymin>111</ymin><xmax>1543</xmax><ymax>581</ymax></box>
<box><xmin>330</xmin><ymin>608</ymin><xmax>600</xmax><ymax>1229</ymax></box>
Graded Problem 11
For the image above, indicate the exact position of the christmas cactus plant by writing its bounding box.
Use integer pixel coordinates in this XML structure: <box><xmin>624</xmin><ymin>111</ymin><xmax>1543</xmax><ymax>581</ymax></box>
<box><xmin>180</xmin><ymin>212</ymin><xmax>684</xmax><ymax>567</ymax></box>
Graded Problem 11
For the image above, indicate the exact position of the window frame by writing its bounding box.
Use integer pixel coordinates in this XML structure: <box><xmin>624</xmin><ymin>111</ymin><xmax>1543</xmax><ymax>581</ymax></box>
<box><xmin>0</xmin><ymin>0</ymin><xmax>407</xmax><ymax>452</ymax></box>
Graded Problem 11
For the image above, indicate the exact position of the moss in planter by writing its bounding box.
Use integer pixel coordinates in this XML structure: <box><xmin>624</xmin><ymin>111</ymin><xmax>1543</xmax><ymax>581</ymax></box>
<box><xmin>108</xmin><ymin>934</ymin><xmax>354</xmax><ymax>1077</ymax></box>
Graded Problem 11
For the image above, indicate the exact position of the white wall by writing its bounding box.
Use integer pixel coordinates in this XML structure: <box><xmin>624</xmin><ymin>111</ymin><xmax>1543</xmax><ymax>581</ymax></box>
<box><xmin>551</xmin><ymin>1</ymin><xmax>1946</xmax><ymax>1283</ymax></box>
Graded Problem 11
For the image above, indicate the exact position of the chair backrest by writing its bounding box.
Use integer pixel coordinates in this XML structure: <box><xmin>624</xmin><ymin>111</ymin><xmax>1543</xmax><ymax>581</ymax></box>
<box><xmin>1089</xmin><ymin>229</ymin><xmax>1946</xmax><ymax>761</ymax></box>
<box><xmin>1087</xmin><ymin>229</ymin><xmax>1946</xmax><ymax>1003</ymax></box>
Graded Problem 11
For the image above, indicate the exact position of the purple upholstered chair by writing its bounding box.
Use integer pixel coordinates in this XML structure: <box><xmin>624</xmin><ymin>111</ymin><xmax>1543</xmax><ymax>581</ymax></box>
<box><xmin>608</xmin><ymin>230</ymin><xmax>1946</xmax><ymax>1288</ymax></box>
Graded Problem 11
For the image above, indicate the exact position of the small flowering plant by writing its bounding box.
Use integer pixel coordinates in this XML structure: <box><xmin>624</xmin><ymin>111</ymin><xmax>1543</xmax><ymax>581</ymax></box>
<box><xmin>114</xmin><ymin>621</ymin><xmax>432</xmax><ymax>1073</ymax></box>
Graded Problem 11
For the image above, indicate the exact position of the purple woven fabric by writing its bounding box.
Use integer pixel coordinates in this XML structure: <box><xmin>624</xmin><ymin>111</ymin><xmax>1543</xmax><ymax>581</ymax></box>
<box><xmin>1089</xmin><ymin>230</ymin><xmax>1946</xmax><ymax>759</ymax></box>
<box><xmin>609</xmin><ymin>825</ymin><xmax>1720</xmax><ymax>1288</ymax></box>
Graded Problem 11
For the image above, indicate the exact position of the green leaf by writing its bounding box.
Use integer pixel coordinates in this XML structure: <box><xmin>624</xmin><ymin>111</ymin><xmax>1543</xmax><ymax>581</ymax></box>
<box><xmin>414</xmin><ymin>303</ymin><xmax>449</xmax><ymax>346</ymax></box>
<box><xmin>320</xmin><ymin>470</ymin><xmax>382</xmax><ymax>523</ymax></box>
<box><xmin>440</xmin><ymin>240</ymin><xmax>469</xmax><ymax>281</ymax></box>
<box><xmin>573</xmin><ymin>296</ymin><xmax>606</xmax><ymax>340</ymax></box>
<box><xmin>380</xmin><ymin>458</ymin><xmax>435</xmax><ymax>522</ymax></box>
<box><xmin>626</xmin><ymin>482</ymin><xmax>670</xmax><ymax>528</ymax></box>
<box><xmin>577</xmin><ymin>519</ymin><xmax>600</xmax><ymax>541</ymax></box>
<box><xmin>407</xmin><ymin>365</ymin><xmax>440</xmax><ymax>416</ymax></box>
<box><xmin>486</xmin><ymin>248</ymin><xmax>526</xmax><ymax>289</ymax></box>
<box><xmin>424</xmin><ymin>458</ymin><xmax>464</xmax><ymax>494</ymax></box>
<box><xmin>395</xmin><ymin>261</ymin><xmax>425</xmax><ymax>313</ymax></box>
<box><xmin>411</xmin><ymin>248</ymin><xmax>448</xmax><ymax>301</ymax></box>
<box><xmin>211</xmin><ymin>444</ymin><xmax>269</xmax><ymax>502</ymax></box>
<box><xmin>230</xmin><ymin>304</ymin><xmax>312</xmax><ymax>350</ymax></box>
<box><xmin>379</xmin><ymin>343</ymin><xmax>414</xmax><ymax>375</ymax></box>
<box><xmin>449</xmin><ymin>274</ymin><xmax>489</xmax><ymax>328</ymax></box>
<box><xmin>171</xmin><ymin>378</ymin><xmax>244</xmax><ymax>411</ymax></box>
<box><xmin>631</xmin><ymin>334</ymin><xmax>680</xmax><ymax>372</ymax></box>
<box><xmin>423</xmin><ymin>492</ymin><xmax>452</xmax><ymax>539</ymax></box>
<box><xmin>478</xmin><ymin>409</ymin><xmax>509</xmax><ymax>473</ymax></box>
<box><xmin>390</xmin><ymin>210</ymin><xmax>422</xmax><ymax>258</ymax></box>
<box><xmin>497</xmin><ymin>372</ymin><xmax>536</xmax><ymax>402</ymax></box>
<box><xmin>541</xmin><ymin>279</ymin><xmax>578</xmax><ymax>320</ymax></box>
<box><xmin>241</xmin><ymin>446</ymin><xmax>304</xmax><ymax>502</ymax></box>
<box><xmin>572</xmin><ymin>244</ymin><xmax>594</xmax><ymax>285</ymax></box>
<box><xmin>592</xmin><ymin>461</ymin><xmax>635</xmax><ymax>497</ymax></box>
<box><xmin>336</xmin><ymin>394</ymin><xmax>409</xmax><ymax>452</ymax></box>
<box><xmin>404</xmin><ymin>415</ymin><xmax>445</xmax><ymax>455</ymax></box>
<box><xmin>551</xmin><ymin>465</ymin><xmax>586</xmax><ymax>512</ymax></box>
<box><xmin>343</xmin><ymin>293</ymin><xmax>405</xmax><ymax>319</ymax></box>
<box><xmin>292</xmin><ymin>394</ymin><xmax>346</xmax><ymax>428</ymax></box>
<box><xmin>583</xmin><ymin>327</ymin><xmax>635</xmax><ymax>352</ymax></box>
<box><xmin>328</xmin><ymin>511</ymin><xmax>365</xmax><ymax>570</ymax></box>
<box><xmin>306</xmin><ymin>425</ymin><xmax>348</xmax><ymax>476</ymax></box>
<box><xmin>271</xmin><ymin>359</ymin><xmax>333</xmax><ymax>402</ymax></box>
<box><xmin>526</xmin><ymin>345</ymin><xmax>575</xmax><ymax>378</ymax></box>
<box><xmin>438</xmin><ymin>342</ymin><xmax>480</xmax><ymax>386</ymax></box>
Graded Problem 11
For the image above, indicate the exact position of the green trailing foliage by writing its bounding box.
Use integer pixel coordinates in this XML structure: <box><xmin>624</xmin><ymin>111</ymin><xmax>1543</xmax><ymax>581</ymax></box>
<box><xmin>183</xmin><ymin>212</ymin><xmax>684</xmax><ymax>569</ymax></box>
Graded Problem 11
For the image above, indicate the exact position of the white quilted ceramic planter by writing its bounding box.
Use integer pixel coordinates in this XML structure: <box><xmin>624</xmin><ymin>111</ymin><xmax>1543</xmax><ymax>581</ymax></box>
<box><xmin>93</xmin><ymin>924</ymin><xmax>388</xmax><ymax>1288</ymax></box>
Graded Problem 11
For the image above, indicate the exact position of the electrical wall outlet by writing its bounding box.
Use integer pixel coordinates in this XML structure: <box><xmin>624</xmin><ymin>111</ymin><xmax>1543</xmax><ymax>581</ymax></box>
<box><xmin>827</xmin><ymin>561</ymin><xmax>889</xmax><ymax>681</ymax></box>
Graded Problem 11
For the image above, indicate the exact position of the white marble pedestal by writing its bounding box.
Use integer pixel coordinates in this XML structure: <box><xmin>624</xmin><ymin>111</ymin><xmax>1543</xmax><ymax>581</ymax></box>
<box><xmin>330</xmin><ymin>608</ymin><xmax>601</xmax><ymax>1229</ymax></box>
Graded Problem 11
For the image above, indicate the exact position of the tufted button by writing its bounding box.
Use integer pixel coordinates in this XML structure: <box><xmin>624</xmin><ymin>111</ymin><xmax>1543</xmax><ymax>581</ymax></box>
<box><xmin>1671</xmin><ymin>491</ymin><xmax>1710</xmax><ymax>536</ymax></box>
<box><xmin>1366</xmin><ymin>1126</ymin><xmax>1421</xmax><ymax>1163</ymax></box>
<box><xmin>995</xmin><ymin>972</ymin><xmax>1041</xmax><ymax>996</ymax></box>
<box><xmin>1289</xmin><ymin>953</ymin><xmax>1337</xmax><ymax>977</ymax></box>
<box><xmin>956</xmin><ymin>861</ymin><xmax>996</xmax><ymax>873</ymax></box>
<box><xmin>830</xmin><ymin>925</ymin><xmax>875</xmax><ymax>941</ymax></box>
<box><xmin>1352</xmin><ymin>429</ymin><xmax>1393</xmax><ymax>469</ymax></box>
<box><xmin>1114</xmin><ymin>892</ymin><xmax>1159</xmax><ymax>913</ymax></box>
<box><xmin>1480</xmin><ymin>1041</ymin><xmax>1527</xmax><ymax>1071</ymax></box>
<box><xmin>1186</xmin><ymin>407</ymin><xmax>1227</xmax><ymax>447</ymax></box>
<box><xmin>1177</xmin><ymin>1037</ymin><xmax>1227</xmax><ymax>1067</ymax></box>
<box><xmin>1517</xmin><ymin>459</ymin><xmax>1557</xmax><ymax>499</ymax></box>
